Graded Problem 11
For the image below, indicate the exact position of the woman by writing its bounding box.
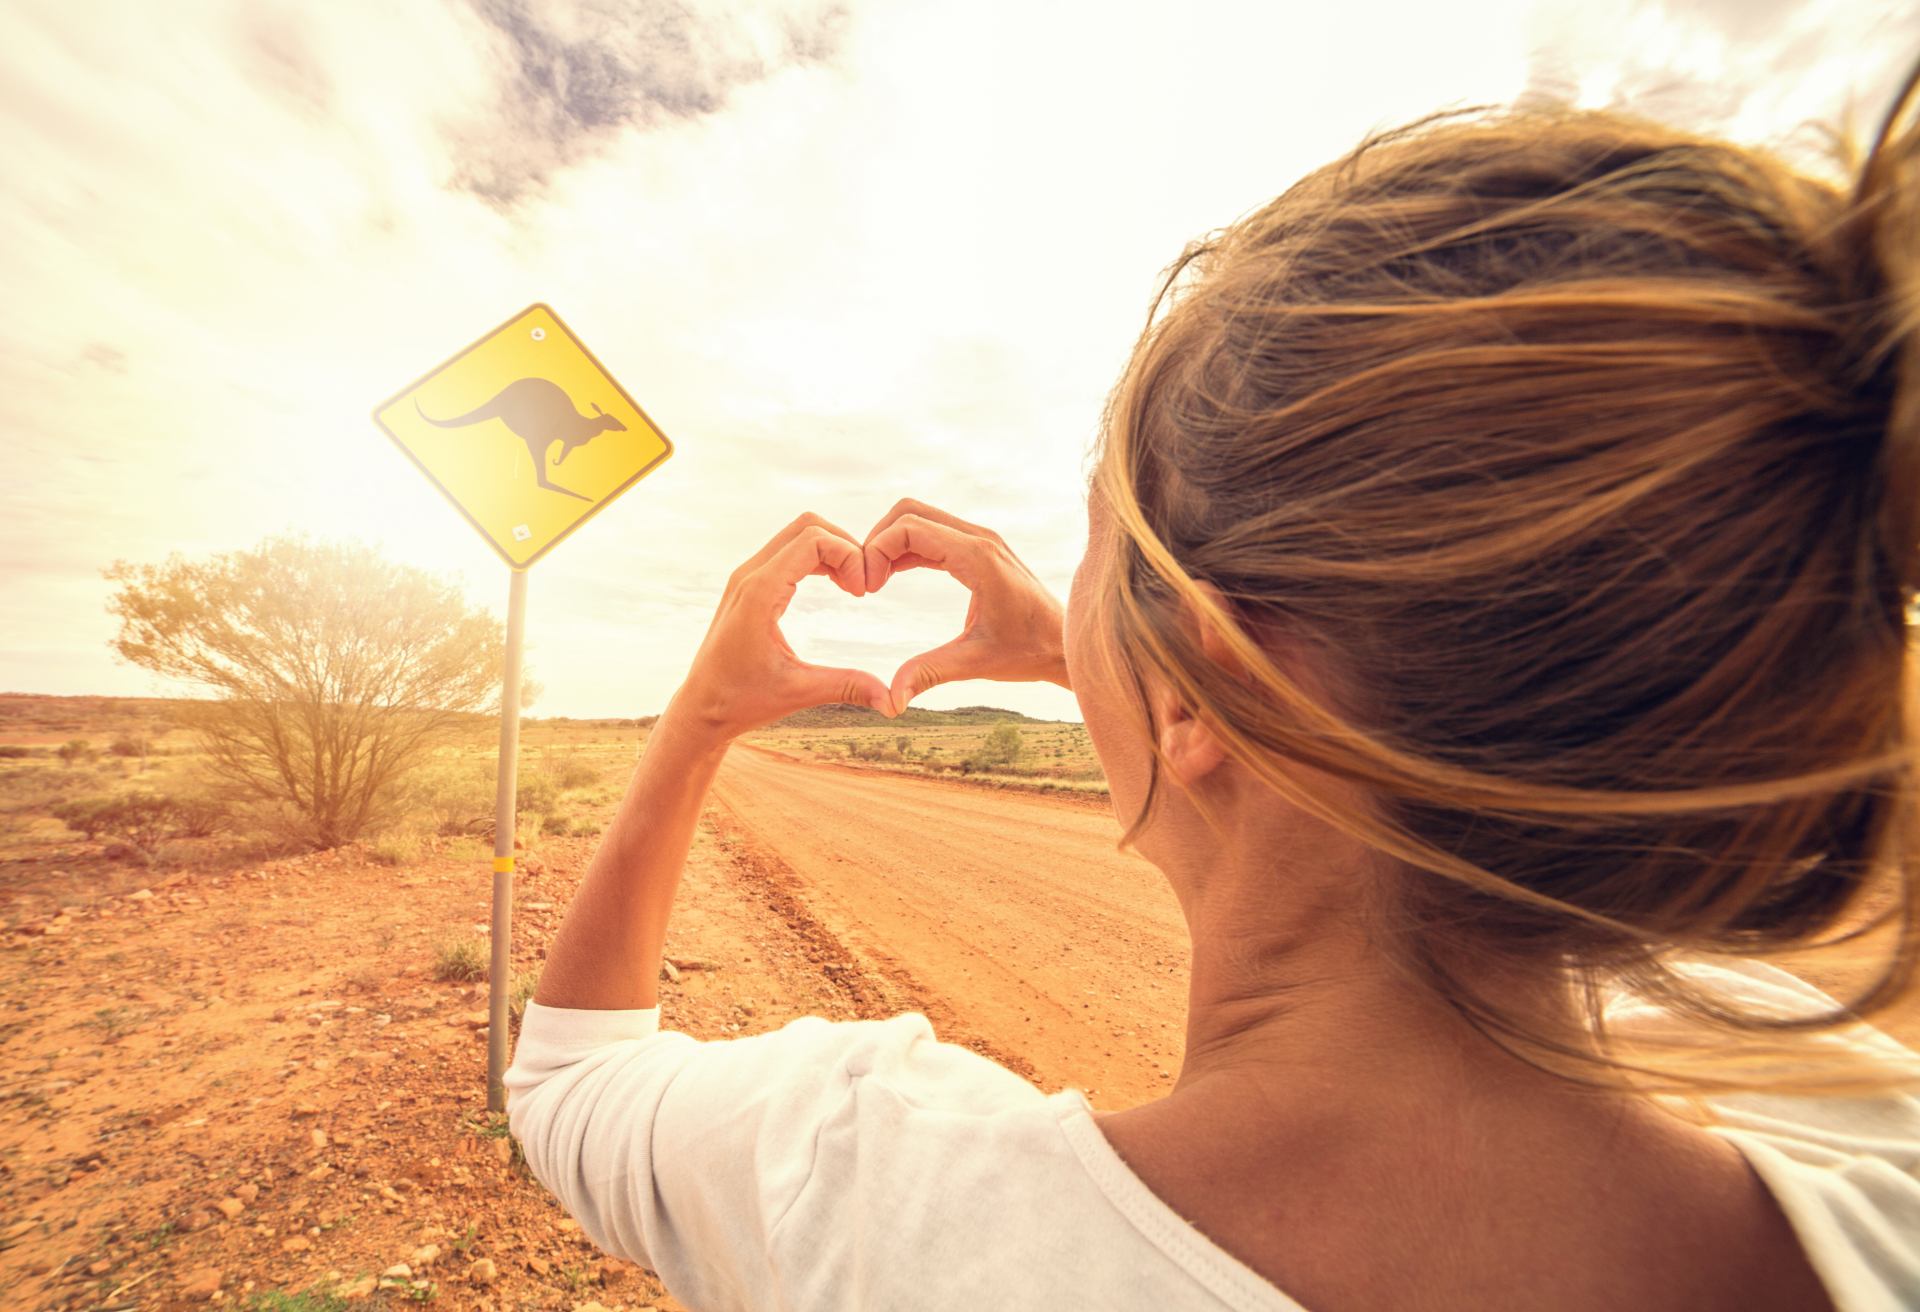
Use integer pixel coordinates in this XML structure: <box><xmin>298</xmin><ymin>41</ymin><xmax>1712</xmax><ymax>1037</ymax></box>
<box><xmin>504</xmin><ymin>67</ymin><xmax>1920</xmax><ymax>1311</ymax></box>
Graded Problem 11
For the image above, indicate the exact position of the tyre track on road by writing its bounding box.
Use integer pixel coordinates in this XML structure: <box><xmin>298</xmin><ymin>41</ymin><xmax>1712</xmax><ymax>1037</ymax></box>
<box><xmin>707</xmin><ymin>744</ymin><xmax>1191</xmax><ymax>1107</ymax></box>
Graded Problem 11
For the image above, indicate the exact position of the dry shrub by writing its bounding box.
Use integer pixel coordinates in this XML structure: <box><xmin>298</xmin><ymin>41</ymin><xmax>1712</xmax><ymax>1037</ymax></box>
<box><xmin>432</xmin><ymin>933</ymin><xmax>489</xmax><ymax>983</ymax></box>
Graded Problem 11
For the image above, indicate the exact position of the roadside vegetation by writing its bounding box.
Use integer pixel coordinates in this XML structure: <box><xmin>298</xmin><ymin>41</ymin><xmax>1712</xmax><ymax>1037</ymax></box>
<box><xmin>0</xmin><ymin>695</ymin><xmax>642</xmax><ymax>890</ymax></box>
<box><xmin>102</xmin><ymin>537</ymin><xmax>525</xmax><ymax>848</ymax></box>
<box><xmin>745</xmin><ymin>705</ymin><xmax>1106</xmax><ymax>794</ymax></box>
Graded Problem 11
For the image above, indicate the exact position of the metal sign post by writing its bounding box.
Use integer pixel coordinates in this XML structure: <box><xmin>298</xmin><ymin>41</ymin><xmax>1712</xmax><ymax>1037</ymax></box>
<box><xmin>487</xmin><ymin>568</ymin><xmax>529</xmax><ymax>1110</ymax></box>
<box><xmin>372</xmin><ymin>303</ymin><xmax>674</xmax><ymax>1111</ymax></box>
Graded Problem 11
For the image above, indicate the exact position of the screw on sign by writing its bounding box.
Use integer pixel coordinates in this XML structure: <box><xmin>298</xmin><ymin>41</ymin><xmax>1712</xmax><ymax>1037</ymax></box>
<box><xmin>372</xmin><ymin>303</ymin><xmax>675</xmax><ymax>1109</ymax></box>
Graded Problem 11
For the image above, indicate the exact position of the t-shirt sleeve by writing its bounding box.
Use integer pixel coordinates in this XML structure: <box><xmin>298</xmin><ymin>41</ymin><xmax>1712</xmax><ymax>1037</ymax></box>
<box><xmin>501</xmin><ymin>999</ymin><xmax>1044</xmax><ymax>1312</ymax></box>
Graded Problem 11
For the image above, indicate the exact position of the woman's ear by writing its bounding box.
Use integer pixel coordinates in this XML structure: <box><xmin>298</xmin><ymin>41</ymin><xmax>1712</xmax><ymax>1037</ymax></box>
<box><xmin>1149</xmin><ymin>581</ymin><xmax>1247</xmax><ymax>788</ymax></box>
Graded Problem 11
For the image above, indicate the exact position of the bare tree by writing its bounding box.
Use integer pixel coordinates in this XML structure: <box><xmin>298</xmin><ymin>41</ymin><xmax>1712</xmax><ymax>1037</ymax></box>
<box><xmin>105</xmin><ymin>536</ymin><xmax>526</xmax><ymax>847</ymax></box>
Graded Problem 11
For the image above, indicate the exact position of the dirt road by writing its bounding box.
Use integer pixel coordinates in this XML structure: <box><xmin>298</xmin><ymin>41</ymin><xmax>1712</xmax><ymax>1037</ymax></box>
<box><xmin>708</xmin><ymin>744</ymin><xmax>1191</xmax><ymax>1108</ymax></box>
<box><xmin>703</xmin><ymin>742</ymin><xmax>1920</xmax><ymax>1102</ymax></box>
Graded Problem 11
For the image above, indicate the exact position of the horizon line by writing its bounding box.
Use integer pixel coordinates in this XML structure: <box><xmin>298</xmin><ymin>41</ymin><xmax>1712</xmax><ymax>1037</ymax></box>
<box><xmin>0</xmin><ymin>689</ymin><xmax>1086</xmax><ymax>726</ymax></box>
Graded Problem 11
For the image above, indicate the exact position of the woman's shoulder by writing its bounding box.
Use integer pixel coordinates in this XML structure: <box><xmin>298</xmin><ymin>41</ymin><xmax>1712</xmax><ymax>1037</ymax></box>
<box><xmin>615</xmin><ymin>1006</ymin><xmax>1085</xmax><ymax>1165</ymax></box>
<box><xmin>744</xmin><ymin>1009</ymin><xmax>1059</xmax><ymax>1113</ymax></box>
<box><xmin>759</xmin><ymin>1009</ymin><xmax>1088</xmax><ymax>1160</ymax></box>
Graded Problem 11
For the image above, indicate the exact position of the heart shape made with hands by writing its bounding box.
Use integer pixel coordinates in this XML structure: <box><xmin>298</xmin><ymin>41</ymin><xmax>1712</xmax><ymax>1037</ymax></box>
<box><xmin>781</xmin><ymin>564</ymin><xmax>975</xmax><ymax>715</ymax></box>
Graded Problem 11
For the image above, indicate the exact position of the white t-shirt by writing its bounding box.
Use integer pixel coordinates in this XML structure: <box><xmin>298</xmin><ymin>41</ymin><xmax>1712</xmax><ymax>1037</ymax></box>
<box><xmin>502</xmin><ymin>958</ymin><xmax>1920</xmax><ymax>1311</ymax></box>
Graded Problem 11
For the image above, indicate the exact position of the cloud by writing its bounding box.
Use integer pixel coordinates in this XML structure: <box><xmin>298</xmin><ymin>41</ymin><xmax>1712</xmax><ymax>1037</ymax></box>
<box><xmin>236</xmin><ymin>5</ymin><xmax>337</xmax><ymax>116</ymax></box>
<box><xmin>78</xmin><ymin>343</ymin><xmax>128</xmax><ymax>374</ymax></box>
<box><xmin>448</xmin><ymin>0</ymin><xmax>850</xmax><ymax>206</ymax></box>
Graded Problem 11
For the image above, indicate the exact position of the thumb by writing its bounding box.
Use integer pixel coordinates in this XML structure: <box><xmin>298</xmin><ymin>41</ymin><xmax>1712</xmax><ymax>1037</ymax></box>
<box><xmin>889</xmin><ymin>637</ymin><xmax>986</xmax><ymax>716</ymax></box>
<box><xmin>800</xmin><ymin>664</ymin><xmax>895</xmax><ymax>718</ymax></box>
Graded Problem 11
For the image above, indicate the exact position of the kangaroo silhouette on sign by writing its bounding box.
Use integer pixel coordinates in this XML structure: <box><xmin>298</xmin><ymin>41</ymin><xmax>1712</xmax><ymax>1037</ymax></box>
<box><xmin>415</xmin><ymin>377</ymin><xmax>625</xmax><ymax>502</ymax></box>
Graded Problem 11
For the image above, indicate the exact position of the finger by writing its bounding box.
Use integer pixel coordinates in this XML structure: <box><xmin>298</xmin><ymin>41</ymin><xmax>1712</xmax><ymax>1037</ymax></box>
<box><xmin>796</xmin><ymin>663</ymin><xmax>895</xmax><ymax>718</ymax></box>
<box><xmin>735</xmin><ymin>513</ymin><xmax>867</xmax><ymax>595</ymax></box>
<box><xmin>861</xmin><ymin>499</ymin><xmax>1006</xmax><ymax>591</ymax></box>
<box><xmin>866</xmin><ymin>553</ymin><xmax>937</xmax><ymax>586</ymax></box>
<box><xmin>862</xmin><ymin>498</ymin><xmax>1008</xmax><ymax>552</ymax></box>
<box><xmin>888</xmin><ymin>636</ymin><xmax>991</xmax><ymax>714</ymax></box>
<box><xmin>864</xmin><ymin>514</ymin><xmax>990</xmax><ymax>592</ymax></box>
<box><xmin>747</xmin><ymin>524</ymin><xmax>866</xmax><ymax>600</ymax></box>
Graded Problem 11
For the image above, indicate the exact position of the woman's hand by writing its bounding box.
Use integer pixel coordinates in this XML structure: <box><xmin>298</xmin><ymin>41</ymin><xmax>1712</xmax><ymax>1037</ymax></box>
<box><xmin>666</xmin><ymin>513</ymin><xmax>896</xmax><ymax>743</ymax></box>
<box><xmin>861</xmin><ymin>498</ymin><xmax>1071</xmax><ymax>714</ymax></box>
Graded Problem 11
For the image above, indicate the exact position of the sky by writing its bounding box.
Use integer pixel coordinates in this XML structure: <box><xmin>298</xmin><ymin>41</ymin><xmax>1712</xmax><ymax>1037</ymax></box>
<box><xmin>2</xmin><ymin>0</ymin><xmax>1915</xmax><ymax>721</ymax></box>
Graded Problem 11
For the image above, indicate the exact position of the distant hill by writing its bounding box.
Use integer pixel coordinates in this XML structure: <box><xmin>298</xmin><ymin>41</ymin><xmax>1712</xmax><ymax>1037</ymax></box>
<box><xmin>0</xmin><ymin>693</ymin><xmax>1073</xmax><ymax>741</ymax></box>
<box><xmin>0</xmin><ymin>692</ymin><xmax>201</xmax><ymax>743</ymax></box>
<box><xmin>0</xmin><ymin>692</ymin><xmax>501</xmax><ymax>744</ymax></box>
<box><xmin>764</xmin><ymin>703</ymin><xmax>1064</xmax><ymax>729</ymax></box>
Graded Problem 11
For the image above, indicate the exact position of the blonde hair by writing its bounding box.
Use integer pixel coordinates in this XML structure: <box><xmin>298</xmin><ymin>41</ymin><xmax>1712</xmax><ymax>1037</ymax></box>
<box><xmin>1087</xmin><ymin>59</ymin><xmax>1920</xmax><ymax>1097</ymax></box>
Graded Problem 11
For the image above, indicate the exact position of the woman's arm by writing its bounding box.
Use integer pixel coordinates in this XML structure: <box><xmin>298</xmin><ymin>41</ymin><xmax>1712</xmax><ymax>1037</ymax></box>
<box><xmin>531</xmin><ymin>511</ymin><xmax>893</xmax><ymax>1011</ymax></box>
<box><xmin>530</xmin><ymin>704</ymin><xmax>729</xmax><ymax>1011</ymax></box>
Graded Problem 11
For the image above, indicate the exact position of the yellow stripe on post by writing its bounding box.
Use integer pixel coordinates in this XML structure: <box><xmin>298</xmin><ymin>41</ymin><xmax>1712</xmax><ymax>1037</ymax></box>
<box><xmin>492</xmin><ymin>856</ymin><xmax>515</xmax><ymax>874</ymax></box>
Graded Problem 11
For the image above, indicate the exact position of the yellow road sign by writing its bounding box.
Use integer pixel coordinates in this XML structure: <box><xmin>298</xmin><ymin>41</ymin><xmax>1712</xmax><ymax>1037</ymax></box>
<box><xmin>372</xmin><ymin>303</ymin><xmax>673</xmax><ymax>569</ymax></box>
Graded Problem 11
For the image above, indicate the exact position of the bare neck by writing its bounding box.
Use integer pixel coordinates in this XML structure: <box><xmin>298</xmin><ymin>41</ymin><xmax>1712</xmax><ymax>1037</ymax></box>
<box><xmin>1153</xmin><ymin>792</ymin><xmax>1588</xmax><ymax>1100</ymax></box>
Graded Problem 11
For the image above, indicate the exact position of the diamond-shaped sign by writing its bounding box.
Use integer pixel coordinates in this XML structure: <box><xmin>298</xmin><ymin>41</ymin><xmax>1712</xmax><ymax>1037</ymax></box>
<box><xmin>372</xmin><ymin>303</ymin><xmax>673</xmax><ymax>569</ymax></box>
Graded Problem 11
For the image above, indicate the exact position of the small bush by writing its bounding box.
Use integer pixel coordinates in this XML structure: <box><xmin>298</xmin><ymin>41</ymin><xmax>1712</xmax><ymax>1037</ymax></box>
<box><xmin>173</xmin><ymin>798</ymin><xmax>226</xmax><ymax>838</ymax></box>
<box><xmin>57</xmin><ymin>739</ymin><xmax>95</xmax><ymax>763</ymax></box>
<box><xmin>103</xmin><ymin>792</ymin><xmax>223</xmax><ymax>842</ymax></box>
<box><xmin>0</xmin><ymin>744</ymin><xmax>31</xmax><ymax>758</ymax></box>
<box><xmin>150</xmin><ymin>839</ymin><xmax>198</xmax><ymax>868</ymax></box>
<box><xmin>447</xmin><ymin>835</ymin><xmax>492</xmax><ymax>864</ymax></box>
<box><xmin>553</xmin><ymin>759</ymin><xmax>599</xmax><ymax>790</ymax></box>
<box><xmin>962</xmin><ymin>727</ymin><xmax>1028</xmax><ymax>772</ymax></box>
<box><xmin>540</xmin><ymin>813</ymin><xmax>570</xmax><ymax>836</ymax></box>
<box><xmin>52</xmin><ymin>791</ymin><xmax>220</xmax><ymax>852</ymax></box>
<box><xmin>432</xmin><ymin>933</ymin><xmax>489</xmax><ymax>983</ymax></box>
<box><xmin>108</xmin><ymin>735</ymin><xmax>147</xmax><ymax>757</ymax></box>
<box><xmin>516</xmin><ymin>772</ymin><xmax>559</xmax><ymax>816</ymax></box>
<box><xmin>570</xmin><ymin>819</ymin><xmax>601</xmax><ymax>838</ymax></box>
<box><xmin>370</xmin><ymin>830</ymin><xmax>425</xmax><ymax>867</ymax></box>
<box><xmin>235</xmin><ymin>801</ymin><xmax>335</xmax><ymax>856</ymax></box>
<box><xmin>978</xmin><ymin>725</ymin><xmax>1025</xmax><ymax>766</ymax></box>
<box><xmin>394</xmin><ymin>758</ymin><xmax>494</xmax><ymax>837</ymax></box>
<box><xmin>242</xmin><ymin>1285</ymin><xmax>353</xmax><ymax>1312</ymax></box>
<box><xmin>839</xmin><ymin>737</ymin><xmax>909</xmax><ymax>764</ymax></box>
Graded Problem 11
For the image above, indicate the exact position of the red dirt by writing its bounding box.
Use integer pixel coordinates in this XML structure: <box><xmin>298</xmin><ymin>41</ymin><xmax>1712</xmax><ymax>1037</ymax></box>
<box><xmin>4</xmin><ymin>740</ymin><xmax>1912</xmax><ymax>1311</ymax></box>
